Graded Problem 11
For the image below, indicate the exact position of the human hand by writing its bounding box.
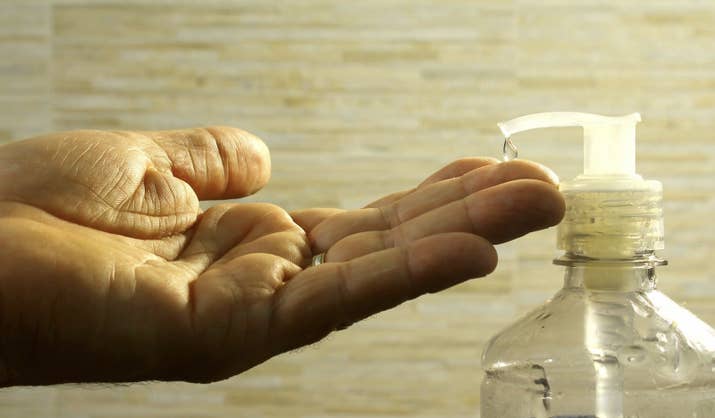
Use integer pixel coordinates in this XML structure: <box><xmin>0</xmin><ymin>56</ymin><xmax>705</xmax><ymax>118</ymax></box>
<box><xmin>0</xmin><ymin>128</ymin><xmax>563</xmax><ymax>386</ymax></box>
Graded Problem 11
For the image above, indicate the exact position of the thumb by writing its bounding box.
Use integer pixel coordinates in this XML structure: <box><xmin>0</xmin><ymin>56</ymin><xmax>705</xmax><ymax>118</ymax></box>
<box><xmin>150</xmin><ymin>127</ymin><xmax>271</xmax><ymax>200</ymax></box>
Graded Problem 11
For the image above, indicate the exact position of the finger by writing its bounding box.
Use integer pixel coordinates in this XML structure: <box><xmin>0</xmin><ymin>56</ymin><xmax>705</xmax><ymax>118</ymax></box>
<box><xmin>365</xmin><ymin>157</ymin><xmax>499</xmax><ymax>208</ymax></box>
<box><xmin>418</xmin><ymin>156</ymin><xmax>501</xmax><ymax>187</ymax></box>
<box><xmin>213</xmin><ymin>230</ymin><xmax>311</xmax><ymax>268</ymax></box>
<box><xmin>0</xmin><ymin>200</ymin><xmax>194</xmax><ymax>260</ymax></box>
<box><xmin>311</xmin><ymin>160</ymin><xmax>559</xmax><ymax>252</ymax></box>
<box><xmin>290</xmin><ymin>208</ymin><xmax>345</xmax><ymax>234</ymax></box>
<box><xmin>150</xmin><ymin>126</ymin><xmax>271</xmax><ymax>200</ymax></box>
<box><xmin>326</xmin><ymin>179</ymin><xmax>564</xmax><ymax>262</ymax></box>
<box><xmin>183</xmin><ymin>253</ymin><xmax>301</xmax><ymax>382</ymax></box>
<box><xmin>391</xmin><ymin>160</ymin><xmax>558</xmax><ymax>225</ymax></box>
<box><xmin>84</xmin><ymin>165</ymin><xmax>200</xmax><ymax>239</ymax></box>
<box><xmin>176</xmin><ymin>203</ymin><xmax>298</xmax><ymax>273</ymax></box>
<box><xmin>268</xmin><ymin>232</ymin><xmax>497</xmax><ymax>354</ymax></box>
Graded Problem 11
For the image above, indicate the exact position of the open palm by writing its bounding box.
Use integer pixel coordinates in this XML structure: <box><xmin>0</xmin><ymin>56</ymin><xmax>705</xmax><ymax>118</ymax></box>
<box><xmin>0</xmin><ymin>127</ymin><xmax>563</xmax><ymax>386</ymax></box>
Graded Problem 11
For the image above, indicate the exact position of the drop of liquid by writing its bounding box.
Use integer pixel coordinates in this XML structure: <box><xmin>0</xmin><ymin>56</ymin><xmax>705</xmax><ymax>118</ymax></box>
<box><xmin>502</xmin><ymin>136</ymin><xmax>518</xmax><ymax>161</ymax></box>
<box><xmin>620</xmin><ymin>345</ymin><xmax>647</xmax><ymax>364</ymax></box>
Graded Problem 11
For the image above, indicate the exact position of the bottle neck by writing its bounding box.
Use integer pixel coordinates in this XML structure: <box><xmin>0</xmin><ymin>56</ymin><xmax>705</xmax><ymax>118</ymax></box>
<box><xmin>555</xmin><ymin>252</ymin><xmax>665</xmax><ymax>292</ymax></box>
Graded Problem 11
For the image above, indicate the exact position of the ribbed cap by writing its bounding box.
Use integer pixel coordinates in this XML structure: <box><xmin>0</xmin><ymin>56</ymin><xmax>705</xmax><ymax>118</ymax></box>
<box><xmin>557</xmin><ymin>177</ymin><xmax>664</xmax><ymax>258</ymax></box>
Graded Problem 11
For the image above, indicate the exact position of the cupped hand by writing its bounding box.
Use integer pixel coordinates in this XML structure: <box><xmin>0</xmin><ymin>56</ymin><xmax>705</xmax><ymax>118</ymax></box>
<box><xmin>0</xmin><ymin>127</ymin><xmax>564</xmax><ymax>386</ymax></box>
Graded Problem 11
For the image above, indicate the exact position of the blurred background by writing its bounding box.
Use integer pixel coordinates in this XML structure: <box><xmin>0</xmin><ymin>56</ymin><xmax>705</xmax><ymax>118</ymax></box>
<box><xmin>1</xmin><ymin>1</ymin><xmax>715</xmax><ymax>417</ymax></box>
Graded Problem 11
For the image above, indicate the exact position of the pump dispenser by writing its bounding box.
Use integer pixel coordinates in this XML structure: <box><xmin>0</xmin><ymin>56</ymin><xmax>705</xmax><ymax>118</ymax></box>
<box><xmin>500</xmin><ymin>112</ymin><xmax>664</xmax><ymax>261</ymax></box>
<box><xmin>480</xmin><ymin>113</ymin><xmax>715</xmax><ymax>418</ymax></box>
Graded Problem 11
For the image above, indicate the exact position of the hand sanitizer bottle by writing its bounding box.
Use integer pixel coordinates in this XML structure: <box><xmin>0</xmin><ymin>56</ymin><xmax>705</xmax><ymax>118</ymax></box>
<box><xmin>480</xmin><ymin>113</ymin><xmax>715</xmax><ymax>418</ymax></box>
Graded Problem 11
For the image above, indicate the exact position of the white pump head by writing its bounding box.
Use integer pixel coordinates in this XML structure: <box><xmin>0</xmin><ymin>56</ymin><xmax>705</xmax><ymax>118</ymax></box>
<box><xmin>497</xmin><ymin>112</ymin><xmax>663</xmax><ymax>259</ymax></box>
<box><xmin>498</xmin><ymin>112</ymin><xmax>641</xmax><ymax>178</ymax></box>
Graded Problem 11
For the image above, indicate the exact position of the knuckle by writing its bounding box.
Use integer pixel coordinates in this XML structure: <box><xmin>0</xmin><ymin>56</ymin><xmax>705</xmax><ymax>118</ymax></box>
<box><xmin>378</xmin><ymin>203</ymin><xmax>402</xmax><ymax>230</ymax></box>
<box><xmin>387</xmin><ymin>224</ymin><xmax>407</xmax><ymax>247</ymax></box>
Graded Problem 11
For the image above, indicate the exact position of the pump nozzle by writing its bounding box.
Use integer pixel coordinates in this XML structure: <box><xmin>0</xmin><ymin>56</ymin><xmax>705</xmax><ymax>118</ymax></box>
<box><xmin>498</xmin><ymin>112</ymin><xmax>641</xmax><ymax>177</ymax></box>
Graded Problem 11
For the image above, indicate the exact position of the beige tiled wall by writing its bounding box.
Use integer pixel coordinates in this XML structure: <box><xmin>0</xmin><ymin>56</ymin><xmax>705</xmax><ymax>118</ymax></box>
<box><xmin>2</xmin><ymin>1</ymin><xmax>715</xmax><ymax>417</ymax></box>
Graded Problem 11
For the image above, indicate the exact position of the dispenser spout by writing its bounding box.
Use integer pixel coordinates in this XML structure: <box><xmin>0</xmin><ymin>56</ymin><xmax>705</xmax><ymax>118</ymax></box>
<box><xmin>498</xmin><ymin>112</ymin><xmax>641</xmax><ymax>176</ymax></box>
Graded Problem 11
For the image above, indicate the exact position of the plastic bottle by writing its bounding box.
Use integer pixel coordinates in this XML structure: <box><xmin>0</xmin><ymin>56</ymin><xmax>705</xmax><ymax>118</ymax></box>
<box><xmin>480</xmin><ymin>112</ymin><xmax>715</xmax><ymax>418</ymax></box>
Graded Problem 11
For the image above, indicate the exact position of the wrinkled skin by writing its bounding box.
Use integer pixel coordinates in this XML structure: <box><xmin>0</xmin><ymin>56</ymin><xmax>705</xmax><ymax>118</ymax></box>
<box><xmin>0</xmin><ymin>127</ymin><xmax>564</xmax><ymax>386</ymax></box>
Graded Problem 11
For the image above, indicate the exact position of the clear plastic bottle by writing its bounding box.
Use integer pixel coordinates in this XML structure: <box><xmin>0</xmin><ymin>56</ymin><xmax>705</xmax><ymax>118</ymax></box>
<box><xmin>480</xmin><ymin>113</ymin><xmax>715</xmax><ymax>418</ymax></box>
